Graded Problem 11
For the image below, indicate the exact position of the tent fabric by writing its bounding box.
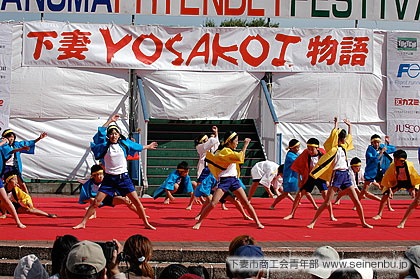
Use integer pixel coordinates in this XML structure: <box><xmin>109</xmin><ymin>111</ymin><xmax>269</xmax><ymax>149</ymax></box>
<box><xmin>137</xmin><ymin>70</ymin><xmax>264</xmax><ymax>120</ymax></box>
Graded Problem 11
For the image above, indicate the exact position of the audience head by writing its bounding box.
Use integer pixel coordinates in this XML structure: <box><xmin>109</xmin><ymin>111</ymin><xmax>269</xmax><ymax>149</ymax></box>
<box><xmin>187</xmin><ymin>266</ymin><xmax>209</xmax><ymax>279</ymax></box>
<box><xmin>65</xmin><ymin>241</ymin><xmax>106</xmax><ymax>279</ymax></box>
<box><xmin>308</xmin><ymin>246</ymin><xmax>340</xmax><ymax>279</ymax></box>
<box><xmin>14</xmin><ymin>254</ymin><xmax>48</xmax><ymax>279</ymax></box>
<box><xmin>51</xmin><ymin>235</ymin><xmax>79</xmax><ymax>276</ymax></box>
<box><xmin>328</xmin><ymin>259</ymin><xmax>373</xmax><ymax>279</ymax></box>
<box><xmin>158</xmin><ymin>264</ymin><xmax>188</xmax><ymax>279</ymax></box>
<box><xmin>231</xmin><ymin>245</ymin><xmax>265</xmax><ymax>279</ymax></box>
<box><xmin>123</xmin><ymin>234</ymin><xmax>154</xmax><ymax>278</ymax></box>
<box><xmin>403</xmin><ymin>245</ymin><xmax>420</xmax><ymax>279</ymax></box>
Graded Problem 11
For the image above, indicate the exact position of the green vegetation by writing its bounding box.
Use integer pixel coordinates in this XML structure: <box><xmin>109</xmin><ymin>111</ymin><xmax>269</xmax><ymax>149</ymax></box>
<box><xmin>203</xmin><ymin>18</ymin><xmax>279</xmax><ymax>27</ymax></box>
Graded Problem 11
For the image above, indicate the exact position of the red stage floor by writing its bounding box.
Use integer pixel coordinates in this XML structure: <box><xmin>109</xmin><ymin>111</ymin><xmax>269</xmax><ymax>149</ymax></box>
<box><xmin>1</xmin><ymin>197</ymin><xmax>419</xmax><ymax>243</ymax></box>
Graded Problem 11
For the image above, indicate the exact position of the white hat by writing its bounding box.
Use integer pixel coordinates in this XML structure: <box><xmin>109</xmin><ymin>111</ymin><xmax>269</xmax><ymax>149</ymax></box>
<box><xmin>405</xmin><ymin>245</ymin><xmax>420</xmax><ymax>278</ymax></box>
<box><xmin>308</xmin><ymin>246</ymin><xmax>340</xmax><ymax>278</ymax></box>
<box><xmin>66</xmin><ymin>241</ymin><xmax>106</xmax><ymax>275</ymax></box>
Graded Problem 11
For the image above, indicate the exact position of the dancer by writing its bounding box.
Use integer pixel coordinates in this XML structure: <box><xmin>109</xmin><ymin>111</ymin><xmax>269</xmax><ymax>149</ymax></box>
<box><xmin>270</xmin><ymin>139</ymin><xmax>317</xmax><ymax>209</ymax></box>
<box><xmin>371</xmin><ymin>150</ymin><xmax>420</xmax><ymax>224</ymax></box>
<box><xmin>247</xmin><ymin>161</ymin><xmax>294</xmax><ymax>202</ymax></box>
<box><xmin>193</xmin><ymin>131</ymin><xmax>264</xmax><ymax>229</ymax></box>
<box><xmin>0</xmin><ymin>137</ymin><xmax>25</xmax><ymax>228</ymax></box>
<box><xmin>307</xmin><ymin>117</ymin><xmax>372</xmax><ymax>229</ymax></box>
<box><xmin>153</xmin><ymin>161</ymin><xmax>197</xmax><ymax>210</ymax></box>
<box><xmin>0</xmin><ymin>170</ymin><xmax>57</xmax><ymax>219</ymax></box>
<box><xmin>195</xmin><ymin>126</ymin><xmax>219</xmax><ymax>178</ymax></box>
<box><xmin>78</xmin><ymin>164</ymin><xmax>139</xmax><ymax>219</ymax></box>
<box><xmin>359</xmin><ymin>134</ymin><xmax>395</xmax><ymax>207</ymax></box>
<box><xmin>73</xmin><ymin>114</ymin><xmax>157</xmax><ymax>230</ymax></box>
<box><xmin>284</xmin><ymin>138</ymin><xmax>335</xmax><ymax>221</ymax></box>
<box><xmin>1</xmin><ymin>129</ymin><xmax>47</xmax><ymax>193</ymax></box>
<box><xmin>334</xmin><ymin>157</ymin><xmax>364</xmax><ymax>205</ymax></box>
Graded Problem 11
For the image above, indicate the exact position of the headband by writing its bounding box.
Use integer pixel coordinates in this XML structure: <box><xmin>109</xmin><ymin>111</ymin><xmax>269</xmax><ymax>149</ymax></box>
<box><xmin>199</xmin><ymin>135</ymin><xmax>208</xmax><ymax>144</ymax></box>
<box><xmin>287</xmin><ymin>142</ymin><xmax>300</xmax><ymax>150</ymax></box>
<box><xmin>351</xmin><ymin>162</ymin><xmax>362</xmax><ymax>166</ymax></box>
<box><xmin>91</xmin><ymin>170</ymin><xmax>104</xmax><ymax>176</ymax></box>
<box><xmin>371</xmin><ymin>137</ymin><xmax>381</xmax><ymax>143</ymax></box>
<box><xmin>107</xmin><ymin>125</ymin><xmax>120</xmax><ymax>134</ymax></box>
<box><xmin>2</xmin><ymin>129</ymin><xmax>13</xmax><ymax>138</ymax></box>
<box><xmin>5</xmin><ymin>174</ymin><xmax>17</xmax><ymax>183</ymax></box>
<box><xmin>306</xmin><ymin>144</ymin><xmax>319</xmax><ymax>148</ymax></box>
<box><xmin>223</xmin><ymin>132</ymin><xmax>237</xmax><ymax>146</ymax></box>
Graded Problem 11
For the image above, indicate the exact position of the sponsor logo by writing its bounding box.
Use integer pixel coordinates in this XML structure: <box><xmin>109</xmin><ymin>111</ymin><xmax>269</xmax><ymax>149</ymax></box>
<box><xmin>395</xmin><ymin>98</ymin><xmax>420</xmax><ymax>106</ymax></box>
<box><xmin>397</xmin><ymin>64</ymin><xmax>420</xmax><ymax>78</ymax></box>
<box><xmin>398</xmin><ymin>38</ymin><xmax>417</xmax><ymax>51</ymax></box>
<box><xmin>395</xmin><ymin>124</ymin><xmax>420</xmax><ymax>133</ymax></box>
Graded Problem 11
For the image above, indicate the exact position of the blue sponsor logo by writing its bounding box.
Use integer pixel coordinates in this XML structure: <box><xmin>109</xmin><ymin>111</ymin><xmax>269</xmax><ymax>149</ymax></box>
<box><xmin>397</xmin><ymin>64</ymin><xmax>420</xmax><ymax>78</ymax></box>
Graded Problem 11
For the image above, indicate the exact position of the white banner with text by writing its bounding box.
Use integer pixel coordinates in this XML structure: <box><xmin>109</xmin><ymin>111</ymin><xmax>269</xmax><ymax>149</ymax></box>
<box><xmin>23</xmin><ymin>21</ymin><xmax>373</xmax><ymax>72</ymax></box>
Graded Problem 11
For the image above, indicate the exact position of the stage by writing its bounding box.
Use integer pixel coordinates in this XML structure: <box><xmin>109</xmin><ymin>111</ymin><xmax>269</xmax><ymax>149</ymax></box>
<box><xmin>1</xmin><ymin>196</ymin><xmax>419</xmax><ymax>244</ymax></box>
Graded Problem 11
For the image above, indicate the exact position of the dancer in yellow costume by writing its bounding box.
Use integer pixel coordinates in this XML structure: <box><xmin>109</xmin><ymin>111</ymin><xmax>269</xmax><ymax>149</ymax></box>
<box><xmin>193</xmin><ymin>131</ymin><xmax>264</xmax><ymax>230</ymax></box>
<box><xmin>307</xmin><ymin>117</ymin><xmax>372</xmax><ymax>229</ymax></box>
<box><xmin>370</xmin><ymin>150</ymin><xmax>420</xmax><ymax>227</ymax></box>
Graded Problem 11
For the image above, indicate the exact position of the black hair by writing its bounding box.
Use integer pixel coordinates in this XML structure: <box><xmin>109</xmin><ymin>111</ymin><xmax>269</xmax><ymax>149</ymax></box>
<box><xmin>370</xmin><ymin>134</ymin><xmax>381</xmax><ymax>141</ymax></box>
<box><xmin>187</xmin><ymin>265</ymin><xmax>210</xmax><ymax>279</ymax></box>
<box><xmin>328</xmin><ymin>269</ymin><xmax>363</xmax><ymax>279</ymax></box>
<box><xmin>338</xmin><ymin>129</ymin><xmax>347</xmax><ymax>140</ymax></box>
<box><xmin>51</xmin><ymin>235</ymin><xmax>79</xmax><ymax>275</ymax></box>
<box><xmin>90</xmin><ymin>164</ymin><xmax>103</xmax><ymax>174</ymax></box>
<box><xmin>306</xmin><ymin>138</ymin><xmax>319</xmax><ymax>146</ymax></box>
<box><xmin>3</xmin><ymin>169</ymin><xmax>19</xmax><ymax>184</ymax></box>
<box><xmin>394</xmin><ymin>149</ymin><xmax>407</xmax><ymax>160</ymax></box>
<box><xmin>177</xmin><ymin>161</ymin><xmax>189</xmax><ymax>170</ymax></box>
<box><xmin>158</xmin><ymin>264</ymin><xmax>188</xmax><ymax>279</ymax></box>
<box><xmin>220</xmin><ymin>131</ymin><xmax>238</xmax><ymax>150</ymax></box>
<box><xmin>194</xmin><ymin>134</ymin><xmax>207</xmax><ymax>146</ymax></box>
<box><xmin>350</xmin><ymin>157</ymin><xmax>361</xmax><ymax>166</ymax></box>
<box><xmin>288</xmin><ymin>139</ymin><xmax>299</xmax><ymax>148</ymax></box>
<box><xmin>278</xmin><ymin>164</ymin><xmax>284</xmax><ymax>174</ymax></box>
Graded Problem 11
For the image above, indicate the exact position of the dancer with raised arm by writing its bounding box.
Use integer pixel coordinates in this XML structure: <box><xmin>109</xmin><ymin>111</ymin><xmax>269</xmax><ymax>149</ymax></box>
<box><xmin>193</xmin><ymin>131</ymin><xmax>264</xmax><ymax>230</ymax></box>
<box><xmin>307</xmin><ymin>117</ymin><xmax>372</xmax><ymax>229</ymax></box>
<box><xmin>73</xmin><ymin>114</ymin><xmax>157</xmax><ymax>230</ymax></box>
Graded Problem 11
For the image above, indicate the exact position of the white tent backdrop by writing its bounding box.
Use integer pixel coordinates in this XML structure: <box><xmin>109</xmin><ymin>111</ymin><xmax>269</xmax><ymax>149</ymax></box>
<box><xmin>137</xmin><ymin>70</ymin><xmax>263</xmax><ymax>120</ymax></box>
<box><xmin>10</xmin><ymin>23</ymin><xmax>130</xmax><ymax>180</ymax></box>
<box><xmin>273</xmin><ymin>31</ymin><xmax>420</xmax><ymax>169</ymax></box>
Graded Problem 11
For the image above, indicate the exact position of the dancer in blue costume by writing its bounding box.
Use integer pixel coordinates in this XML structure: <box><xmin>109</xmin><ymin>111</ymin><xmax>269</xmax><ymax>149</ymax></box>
<box><xmin>2</xmin><ymin>129</ymin><xmax>47</xmax><ymax>193</ymax></box>
<box><xmin>153</xmin><ymin>161</ymin><xmax>197</xmax><ymax>210</ymax></box>
<box><xmin>359</xmin><ymin>134</ymin><xmax>395</xmax><ymax>211</ymax></box>
<box><xmin>78</xmin><ymin>164</ymin><xmax>138</xmax><ymax>219</ymax></box>
<box><xmin>270</xmin><ymin>139</ymin><xmax>317</xmax><ymax>209</ymax></box>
